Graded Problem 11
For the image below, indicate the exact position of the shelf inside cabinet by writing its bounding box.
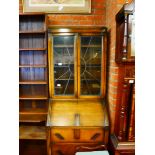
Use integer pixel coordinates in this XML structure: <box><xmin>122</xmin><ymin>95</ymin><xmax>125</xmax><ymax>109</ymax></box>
<box><xmin>81</xmin><ymin>45</ymin><xmax>101</xmax><ymax>48</ymax></box>
<box><xmin>55</xmin><ymin>79</ymin><xmax>100</xmax><ymax>81</ymax></box>
<box><xmin>55</xmin><ymin>79</ymin><xmax>74</xmax><ymax>81</ymax></box>
<box><xmin>81</xmin><ymin>64</ymin><xmax>101</xmax><ymax>67</ymax></box>
<box><xmin>19</xmin><ymin>126</ymin><xmax>46</xmax><ymax>140</ymax></box>
<box><xmin>54</xmin><ymin>64</ymin><xmax>74</xmax><ymax>67</ymax></box>
<box><xmin>54</xmin><ymin>45</ymin><xmax>74</xmax><ymax>48</ymax></box>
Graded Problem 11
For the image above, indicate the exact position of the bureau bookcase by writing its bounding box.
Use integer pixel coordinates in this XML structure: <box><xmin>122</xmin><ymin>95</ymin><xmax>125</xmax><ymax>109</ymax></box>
<box><xmin>47</xmin><ymin>27</ymin><xmax>109</xmax><ymax>155</ymax></box>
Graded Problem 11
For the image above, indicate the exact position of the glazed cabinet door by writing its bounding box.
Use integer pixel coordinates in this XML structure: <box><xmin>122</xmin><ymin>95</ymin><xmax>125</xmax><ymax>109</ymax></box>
<box><xmin>78</xmin><ymin>34</ymin><xmax>106</xmax><ymax>98</ymax></box>
<box><xmin>48</xmin><ymin>30</ymin><xmax>107</xmax><ymax>98</ymax></box>
<box><xmin>49</xmin><ymin>34</ymin><xmax>77</xmax><ymax>98</ymax></box>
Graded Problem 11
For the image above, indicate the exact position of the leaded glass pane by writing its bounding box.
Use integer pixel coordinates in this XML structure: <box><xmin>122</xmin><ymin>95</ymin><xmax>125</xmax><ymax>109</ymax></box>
<box><xmin>53</xmin><ymin>36</ymin><xmax>74</xmax><ymax>95</ymax></box>
<box><xmin>80</xmin><ymin>36</ymin><xmax>102</xmax><ymax>95</ymax></box>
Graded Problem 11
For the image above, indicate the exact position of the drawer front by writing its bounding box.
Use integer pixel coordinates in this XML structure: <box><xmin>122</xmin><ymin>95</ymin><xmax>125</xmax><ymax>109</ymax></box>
<box><xmin>51</xmin><ymin>143</ymin><xmax>105</xmax><ymax>155</ymax></box>
<box><xmin>51</xmin><ymin>128</ymin><xmax>104</xmax><ymax>142</ymax></box>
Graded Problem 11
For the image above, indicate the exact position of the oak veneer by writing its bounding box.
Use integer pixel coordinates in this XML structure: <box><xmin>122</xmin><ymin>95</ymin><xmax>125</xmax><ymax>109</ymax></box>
<box><xmin>47</xmin><ymin>99</ymin><xmax>109</xmax><ymax>155</ymax></box>
<box><xmin>46</xmin><ymin>27</ymin><xmax>109</xmax><ymax>155</ymax></box>
<box><xmin>47</xmin><ymin>99</ymin><xmax>108</xmax><ymax>127</ymax></box>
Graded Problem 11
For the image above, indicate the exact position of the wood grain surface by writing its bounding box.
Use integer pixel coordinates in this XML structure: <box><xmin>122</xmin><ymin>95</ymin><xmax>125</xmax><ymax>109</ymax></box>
<box><xmin>47</xmin><ymin>99</ymin><xmax>109</xmax><ymax>127</ymax></box>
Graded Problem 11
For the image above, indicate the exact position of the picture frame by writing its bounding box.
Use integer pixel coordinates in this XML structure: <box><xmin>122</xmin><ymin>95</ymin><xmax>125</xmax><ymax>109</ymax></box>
<box><xmin>22</xmin><ymin>0</ymin><xmax>91</xmax><ymax>14</ymax></box>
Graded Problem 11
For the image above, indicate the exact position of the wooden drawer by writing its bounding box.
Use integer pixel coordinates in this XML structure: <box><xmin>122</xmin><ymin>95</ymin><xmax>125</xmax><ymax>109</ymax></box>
<box><xmin>51</xmin><ymin>143</ymin><xmax>106</xmax><ymax>155</ymax></box>
<box><xmin>51</xmin><ymin>128</ymin><xmax>104</xmax><ymax>143</ymax></box>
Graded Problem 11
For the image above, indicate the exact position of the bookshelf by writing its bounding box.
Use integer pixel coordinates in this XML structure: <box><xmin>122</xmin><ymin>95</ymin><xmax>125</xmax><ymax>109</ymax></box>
<box><xmin>19</xmin><ymin>13</ymin><xmax>48</xmax><ymax>123</ymax></box>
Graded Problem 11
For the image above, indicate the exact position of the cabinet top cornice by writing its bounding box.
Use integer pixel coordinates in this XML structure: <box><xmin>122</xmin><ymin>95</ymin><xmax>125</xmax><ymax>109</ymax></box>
<box><xmin>48</xmin><ymin>26</ymin><xmax>107</xmax><ymax>34</ymax></box>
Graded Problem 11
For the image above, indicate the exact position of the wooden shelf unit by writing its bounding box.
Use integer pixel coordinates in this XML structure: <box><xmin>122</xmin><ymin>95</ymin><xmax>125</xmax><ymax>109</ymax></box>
<box><xmin>19</xmin><ymin>13</ymin><xmax>48</xmax><ymax>124</ymax></box>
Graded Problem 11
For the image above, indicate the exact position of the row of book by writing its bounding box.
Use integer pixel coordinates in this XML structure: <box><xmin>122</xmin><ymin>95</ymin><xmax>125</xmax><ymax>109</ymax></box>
<box><xmin>19</xmin><ymin>51</ymin><xmax>47</xmax><ymax>65</ymax></box>
<box><xmin>19</xmin><ymin>19</ymin><xmax>44</xmax><ymax>31</ymax></box>
<box><xmin>19</xmin><ymin>68</ymin><xmax>47</xmax><ymax>81</ymax></box>
<box><xmin>19</xmin><ymin>35</ymin><xmax>45</xmax><ymax>48</ymax></box>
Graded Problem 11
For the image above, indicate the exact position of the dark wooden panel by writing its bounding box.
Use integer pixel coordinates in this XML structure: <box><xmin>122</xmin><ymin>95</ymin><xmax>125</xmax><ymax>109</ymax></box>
<box><xmin>19</xmin><ymin>140</ymin><xmax>46</xmax><ymax>155</ymax></box>
<box><xmin>115</xmin><ymin>1</ymin><xmax>135</xmax><ymax>63</ymax></box>
<box><xmin>19</xmin><ymin>84</ymin><xmax>48</xmax><ymax>98</ymax></box>
<box><xmin>127</xmin><ymin>85</ymin><xmax>135</xmax><ymax>141</ymax></box>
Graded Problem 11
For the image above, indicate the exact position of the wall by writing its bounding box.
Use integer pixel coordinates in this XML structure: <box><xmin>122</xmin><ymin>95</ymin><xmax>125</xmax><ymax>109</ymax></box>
<box><xmin>19</xmin><ymin>0</ymin><xmax>106</xmax><ymax>26</ymax></box>
<box><xmin>19</xmin><ymin>0</ymin><xmax>132</xmax><ymax>133</ymax></box>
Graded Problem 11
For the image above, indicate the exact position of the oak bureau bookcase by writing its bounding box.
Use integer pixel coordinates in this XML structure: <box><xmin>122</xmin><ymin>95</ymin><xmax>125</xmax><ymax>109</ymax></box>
<box><xmin>47</xmin><ymin>27</ymin><xmax>109</xmax><ymax>155</ymax></box>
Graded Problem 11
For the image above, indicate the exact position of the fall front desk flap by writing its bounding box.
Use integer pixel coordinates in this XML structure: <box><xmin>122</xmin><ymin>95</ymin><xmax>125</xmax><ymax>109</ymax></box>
<box><xmin>47</xmin><ymin>99</ymin><xmax>109</xmax><ymax>127</ymax></box>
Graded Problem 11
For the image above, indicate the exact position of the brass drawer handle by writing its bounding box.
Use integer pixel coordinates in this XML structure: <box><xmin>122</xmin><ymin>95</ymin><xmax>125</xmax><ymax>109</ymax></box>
<box><xmin>55</xmin><ymin>133</ymin><xmax>64</xmax><ymax>140</ymax></box>
<box><xmin>90</xmin><ymin>133</ymin><xmax>101</xmax><ymax>140</ymax></box>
